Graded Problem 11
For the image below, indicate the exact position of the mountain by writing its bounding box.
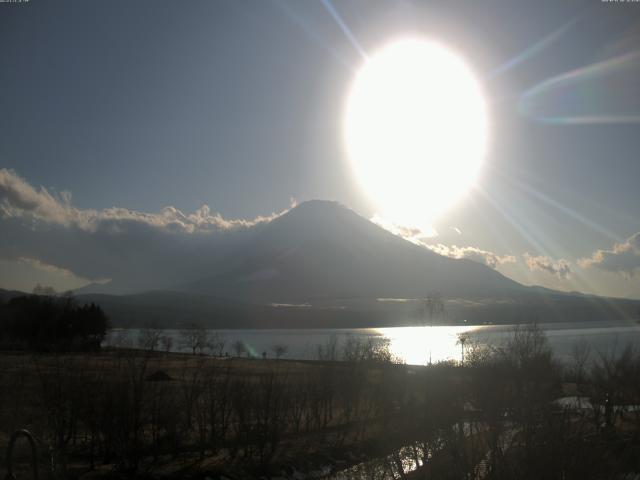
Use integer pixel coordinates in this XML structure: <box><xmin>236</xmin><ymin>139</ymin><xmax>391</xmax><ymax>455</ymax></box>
<box><xmin>74</xmin><ymin>282</ymin><xmax>131</xmax><ymax>295</ymax></box>
<box><xmin>44</xmin><ymin>199</ymin><xmax>637</xmax><ymax>328</ymax></box>
<box><xmin>181</xmin><ymin>200</ymin><xmax>522</xmax><ymax>302</ymax></box>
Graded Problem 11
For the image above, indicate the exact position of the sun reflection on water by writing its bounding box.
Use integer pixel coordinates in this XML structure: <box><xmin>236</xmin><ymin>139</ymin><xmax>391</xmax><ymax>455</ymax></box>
<box><xmin>375</xmin><ymin>325</ymin><xmax>486</xmax><ymax>365</ymax></box>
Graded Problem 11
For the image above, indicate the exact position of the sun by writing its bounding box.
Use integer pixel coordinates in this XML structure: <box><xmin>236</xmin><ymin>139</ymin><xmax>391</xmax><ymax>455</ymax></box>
<box><xmin>344</xmin><ymin>38</ymin><xmax>488</xmax><ymax>229</ymax></box>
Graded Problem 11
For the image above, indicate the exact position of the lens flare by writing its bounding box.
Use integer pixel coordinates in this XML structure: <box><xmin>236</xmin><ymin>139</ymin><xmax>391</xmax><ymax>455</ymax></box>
<box><xmin>520</xmin><ymin>50</ymin><xmax>640</xmax><ymax>125</ymax></box>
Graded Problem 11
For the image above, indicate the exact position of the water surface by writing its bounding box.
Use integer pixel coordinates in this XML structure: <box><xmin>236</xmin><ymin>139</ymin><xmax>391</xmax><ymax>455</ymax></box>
<box><xmin>104</xmin><ymin>320</ymin><xmax>640</xmax><ymax>365</ymax></box>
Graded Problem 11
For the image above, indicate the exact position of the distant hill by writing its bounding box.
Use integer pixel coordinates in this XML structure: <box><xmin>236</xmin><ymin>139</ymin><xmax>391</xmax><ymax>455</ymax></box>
<box><xmin>0</xmin><ymin>288</ymin><xmax>26</xmax><ymax>303</ymax></box>
<box><xmin>1</xmin><ymin>286</ymin><xmax>638</xmax><ymax>329</ymax></box>
<box><xmin>68</xmin><ymin>289</ymin><xmax>640</xmax><ymax>328</ymax></box>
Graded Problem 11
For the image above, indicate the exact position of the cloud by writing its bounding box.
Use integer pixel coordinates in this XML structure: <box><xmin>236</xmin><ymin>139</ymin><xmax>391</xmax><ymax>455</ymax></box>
<box><xmin>523</xmin><ymin>253</ymin><xmax>572</xmax><ymax>279</ymax></box>
<box><xmin>0</xmin><ymin>169</ymin><xmax>291</xmax><ymax>292</ymax></box>
<box><xmin>0</xmin><ymin>168</ymin><xmax>282</xmax><ymax>234</ymax></box>
<box><xmin>0</xmin><ymin>168</ymin><xmax>73</xmax><ymax>224</ymax></box>
<box><xmin>370</xmin><ymin>213</ymin><xmax>514</xmax><ymax>270</ymax></box>
<box><xmin>427</xmin><ymin>244</ymin><xmax>517</xmax><ymax>269</ymax></box>
<box><xmin>17</xmin><ymin>256</ymin><xmax>88</xmax><ymax>279</ymax></box>
<box><xmin>14</xmin><ymin>256</ymin><xmax>109</xmax><ymax>285</ymax></box>
<box><xmin>370</xmin><ymin>214</ymin><xmax>438</xmax><ymax>241</ymax></box>
<box><xmin>578</xmin><ymin>232</ymin><xmax>640</xmax><ymax>278</ymax></box>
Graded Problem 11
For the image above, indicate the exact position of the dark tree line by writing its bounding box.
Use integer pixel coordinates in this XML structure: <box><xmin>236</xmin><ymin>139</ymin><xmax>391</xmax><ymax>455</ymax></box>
<box><xmin>0</xmin><ymin>295</ymin><xmax>109</xmax><ymax>351</ymax></box>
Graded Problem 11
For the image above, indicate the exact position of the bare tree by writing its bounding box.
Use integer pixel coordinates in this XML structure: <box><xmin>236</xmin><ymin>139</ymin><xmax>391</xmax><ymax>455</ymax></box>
<box><xmin>160</xmin><ymin>335</ymin><xmax>173</xmax><ymax>354</ymax></box>
<box><xmin>569</xmin><ymin>337</ymin><xmax>591</xmax><ymax>385</ymax></box>
<box><xmin>207</xmin><ymin>331</ymin><xmax>226</xmax><ymax>357</ymax></box>
<box><xmin>422</xmin><ymin>292</ymin><xmax>445</xmax><ymax>326</ymax></box>
<box><xmin>180</xmin><ymin>325</ymin><xmax>209</xmax><ymax>355</ymax></box>
<box><xmin>316</xmin><ymin>335</ymin><xmax>338</xmax><ymax>361</ymax></box>
<box><xmin>232</xmin><ymin>339</ymin><xmax>247</xmax><ymax>357</ymax></box>
<box><xmin>457</xmin><ymin>333</ymin><xmax>469</xmax><ymax>365</ymax></box>
<box><xmin>271</xmin><ymin>344</ymin><xmax>288</xmax><ymax>359</ymax></box>
<box><xmin>137</xmin><ymin>324</ymin><xmax>162</xmax><ymax>352</ymax></box>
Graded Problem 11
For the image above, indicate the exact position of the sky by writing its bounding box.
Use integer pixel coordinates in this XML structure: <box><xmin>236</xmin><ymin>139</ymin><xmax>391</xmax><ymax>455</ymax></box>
<box><xmin>1</xmin><ymin>0</ymin><xmax>640</xmax><ymax>298</ymax></box>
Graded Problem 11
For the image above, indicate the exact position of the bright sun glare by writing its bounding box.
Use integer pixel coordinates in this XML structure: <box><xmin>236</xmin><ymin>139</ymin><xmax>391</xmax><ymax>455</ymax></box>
<box><xmin>345</xmin><ymin>38</ymin><xmax>488</xmax><ymax>229</ymax></box>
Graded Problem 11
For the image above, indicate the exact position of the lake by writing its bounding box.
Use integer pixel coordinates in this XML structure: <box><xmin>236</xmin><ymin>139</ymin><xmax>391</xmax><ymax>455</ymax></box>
<box><xmin>104</xmin><ymin>320</ymin><xmax>640</xmax><ymax>366</ymax></box>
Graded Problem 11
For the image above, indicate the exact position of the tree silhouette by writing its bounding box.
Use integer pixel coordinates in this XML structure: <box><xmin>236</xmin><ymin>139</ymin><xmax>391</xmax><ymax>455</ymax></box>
<box><xmin>0</xmin><ymin>294</ymin><xmax>109</xmax><ymax>350</ymax></box>
<box><xmin>422</xmin><ymin>292</ymin><xmax>445</xmax><ymax>326</ymax></box>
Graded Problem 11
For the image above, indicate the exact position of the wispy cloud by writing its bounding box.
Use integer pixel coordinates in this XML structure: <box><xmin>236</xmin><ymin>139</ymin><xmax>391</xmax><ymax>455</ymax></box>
<box><xmin>428</xmin><ymin>244</ymin><xmax>516</xmax><ymax>269</ymax></box>
<box><xmin>579</xmin><ymin>232</ymin><xmax>640</xmax><ymax>278</ymax></box>
<box><xmin>0</xmin><ymin>168</ymin><xmax>74</xmax><ymax>225</ymax></box>
<box><xmin>15</xmin><ymin>256</ymin><xmax>109</xmax><ymax>285</ymax></box>
<box><xmin>371</xmin><ymin>213</ymin><xmax>514</xmax><ymax>270</ymax></box>
<box><xmin>370</xmin><ymin>214</ymin><xmax>438</xmax><ymax>241</ymax></box>
<box><xmin>0</xmin><ymin>168</ymin><xmax>283</xmax><ymax>234</ymax></box>
<box><xmin>523</xmin><ymin>253</ymin><xmax>571</xmax><ymax>279</ymax></box>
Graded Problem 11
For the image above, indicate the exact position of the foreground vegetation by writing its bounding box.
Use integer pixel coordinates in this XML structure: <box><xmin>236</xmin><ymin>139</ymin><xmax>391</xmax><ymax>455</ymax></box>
<box><xmin>1</xmin><ymin>325</ymin><xmax>640</xmax><ymax>479</ymax></box>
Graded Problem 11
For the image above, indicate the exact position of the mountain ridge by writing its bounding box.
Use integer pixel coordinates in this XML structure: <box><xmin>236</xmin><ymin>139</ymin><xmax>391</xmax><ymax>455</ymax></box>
<box><xmin>4</xmin><ymin>199</ymin><xmax>634</xmax><ymax>328</ymax></box>
<box><xmin>180</xmin><ymin>200</ymin><xmax>523</xmax><ymax>302</ymax></box>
